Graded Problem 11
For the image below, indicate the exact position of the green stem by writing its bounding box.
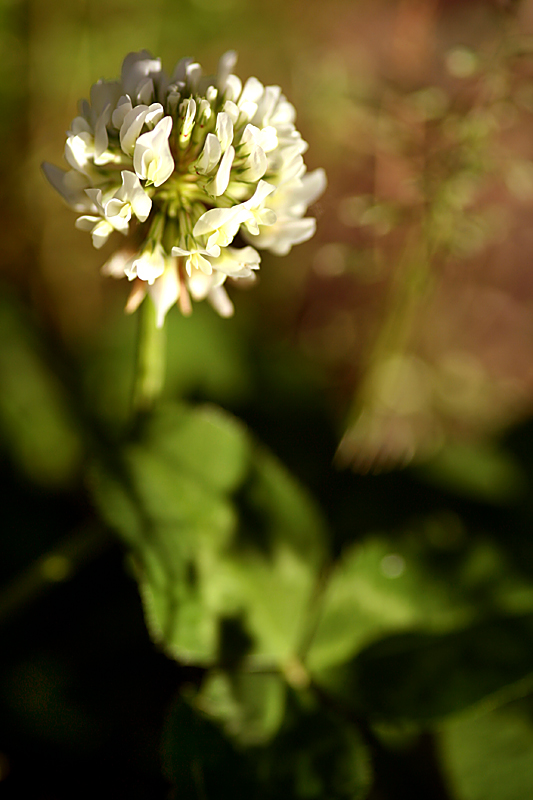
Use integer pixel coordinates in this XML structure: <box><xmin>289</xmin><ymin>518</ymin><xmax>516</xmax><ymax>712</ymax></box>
<box><xmin>132</xmin><ymin>296</ymin><xmax>167</xmax><ymax>414</ymax></box>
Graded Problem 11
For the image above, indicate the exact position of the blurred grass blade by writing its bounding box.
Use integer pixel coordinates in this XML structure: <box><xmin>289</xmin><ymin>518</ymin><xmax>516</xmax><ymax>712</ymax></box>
<box><xmin>0</xmin><ymin>294</ymin><xmax>83</xmax><ymax>488</ymax></box>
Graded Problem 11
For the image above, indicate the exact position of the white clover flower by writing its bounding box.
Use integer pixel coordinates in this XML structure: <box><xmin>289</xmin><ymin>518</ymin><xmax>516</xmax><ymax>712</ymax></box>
<box><xmin>106</xmin><ymin>170</ymin><xmax>152</xmax><ymax>224</ymax></box>
<box><xmin>241</xmin><ymin>180</ymin><xmax>277</xmax><ymax>234</ymax></box>
<box><xmin>43</xmin><ymin>50</ymin><xmax>326</xmax><ymax>327</ymax></box>
<box><xmin>133</xmin><ymin>116</ymin><xmax>174</xmax><ymax>187</ymax></box>
<box><xmin>171</xmin><ymin>239</ymin><xmax>220</xmax><ymax>276</ymax></box>
<box><xmin>124</xmin><ymin>242</ymin><xmax>167</xmax><ymax>284</ymax></box>
<box><xmin>209</xmin><ymin>245</ymin><xmax>261</xmax><ymax>277</ymax></box>
<box><xmin>192</xmin><ymin>205</ymin><xmax>248</xmax><ymax>250</ymax></box>
<box><xmin>75</xmin><ymin>215</ymin><xmax>117</xmax><ymax>249</ymax></box>
<box><xmin>244</xmin><ymin>169</ymin><xmax>327</xmax><ymax>255</ymax></box>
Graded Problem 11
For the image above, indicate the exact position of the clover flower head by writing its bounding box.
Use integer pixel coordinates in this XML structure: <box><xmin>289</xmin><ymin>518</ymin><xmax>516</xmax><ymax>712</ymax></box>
<box><xmin>43</xmin><ymin>50</ymin><xmax>326</xmax><ymax>326</ymax></box>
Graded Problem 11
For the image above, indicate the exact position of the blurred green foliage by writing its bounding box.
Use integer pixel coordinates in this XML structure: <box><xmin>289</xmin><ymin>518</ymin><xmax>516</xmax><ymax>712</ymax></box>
<box><xmin>91</xmin><ymin>403</ymin><xmax>326</xmax><ymax>665</ymax></box>
<box><xmin>5</xmin><ymin>0</ymin><xmax>533</xmax><ymax>798</ymax></box>
<box><xmin>5</xmin><ymin>276</ymin><xmax>533</xmax><ymax>796</ymax></box>
<box><xmin>441</xmin><ymin>705</ymin><xmax>533</xmax><ymax>800</ymax></box>
<box><xmin>0</xmin><ymin>296</ymin><xmax>82</xmax><ymax>487</ymax></box>
<box><xmin>162</xmin><ymin>689</ymin><xmax>372</xmax><ymax>799</ymax></box>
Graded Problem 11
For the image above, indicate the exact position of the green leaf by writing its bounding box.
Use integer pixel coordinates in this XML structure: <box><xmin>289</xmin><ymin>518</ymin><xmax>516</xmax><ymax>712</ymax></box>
<box><xmin>318</xmin><ymin>614</ymin><xmax>533</xmax><ymax>723</ymax></box>
<box><xmin>198</xmin><ymin>670</ymin><xmax>286</xmax><ymax>746</ymax></box>
<box><xmin>91</xmin><ymin>406</ymin><xmax>248</xmax><ymax>662</ymax></box>
<box><xmin>142</xmin><ymin>403</ymin><xmax>250</xmax><ymax>493</ymax></box>
<box><xmin>90</xmin><ymin>403</ymin><xmax>327</xmax><ymax>666</ymax></box>
<box><xmin>226</xmin><ymin>448</ymin><xmax>326</xmax><ymax>662</ymax></box>
<box><xmin>440</xmin><ymin>705</ymin><xmax>533</xmax><ymax>800</ymax></box>
<box><xmin>0</xmin><ymin>295</ymin><xmax>82</xmax><ymax>487</ymax></box>
<box><xmin>306</xmin><ymin>534</ymin><xmax>471</xmax><ymax>674</ymax></box>
<box><xmin>306</xmin><ymin>514</ymin><xmax>533</xmax><ymax>676</ymax></box>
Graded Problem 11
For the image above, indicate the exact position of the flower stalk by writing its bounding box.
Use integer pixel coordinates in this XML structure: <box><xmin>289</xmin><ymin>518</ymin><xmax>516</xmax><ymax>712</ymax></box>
<box><xmin>132</xmin><ymin>294</ymin><xmax>166</xmax><ymax>413</ymax></box>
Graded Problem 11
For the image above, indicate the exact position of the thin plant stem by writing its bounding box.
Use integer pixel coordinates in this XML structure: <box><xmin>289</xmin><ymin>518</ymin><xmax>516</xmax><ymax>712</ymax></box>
<box><xmin>132</xmin><ymin>297</ymin><xmax>167</xmax><ymax>414</ymax></box>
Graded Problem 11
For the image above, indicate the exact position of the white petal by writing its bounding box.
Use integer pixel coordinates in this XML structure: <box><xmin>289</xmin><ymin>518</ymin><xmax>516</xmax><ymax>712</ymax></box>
<box><xmin>102</xmin><ymin>203</ymin><xmax>130</xmax><ymax>232</ymax></box>
<box><xmin>299</xmin><ymin>168</ymin><xmax>327</xmax><ymax>207</ymax></box>
<box><xmin>206</xmin><ymin>85</ymin><xmax>218</xmax><ymax>104</ymax></box>
<box><xmin>216</xmin><ymin>112</ymin><xmax>233</xmax><ymax>152</ymax></box>
<box><xmin>126</xmin><ymin>245</ymin><xmax>166</xmax><ymax>283</ymax></box>
<box><xmin>185</xmin><ymin>62</ymin><xmax>202</xmax><ymax>93</ymax></box>
<box><xmin>70</xmin><ymin>116</ymin><xmax>92</xmax><ymax>135</ymax></box>
<box><xmin>246</xmin><ymin>179</ymin><xmax>276</xmax><ymax>207</ymax></box>
<box><xmin>193</xmin><ymin>205</ymin><xmax>242</xmax><ymax>237</ymax></box>
<box><xmin>238</xmin><ymin>100</ymin><xmax>258</xmax><ymax>122</ymax></box>
<box><xmin>75</xmin><ymin>215</ymin><xmax>101</xmax><ymax>231</ymax></box>
<box><xmin>117</xmin><ymin>170</ymin><xmax>152</xmax><ymax>221</ymax></box>
<box><xmin>270</xmin><ymin>97</ymin><xmax>296</xmax><ymax>126</ymax></box>
<box><xmin>224</xmin><ymin>75</ymin><xmax>242</xmax><ymax>102</ymax></box>
<box><xmin>112</xmin><ymin>96</ymin><xmax>132</xmax><ymax>129</ymax></box>
<box><xmin>258</xmin><ymin>208</ymin><xmax>277</xmax><ymax>226</ymax></box>
<box><xmin>210</xmin><ymin>245</ymin><xmax>260</xmax><ymax>277</ymax></box>
<box><xmin>179</xmin><ymin>97</ymin><xmax>196</xmax><ymax>141</ymax></box>
<box><xmin>224</xmin><ymin>74</ymin><xmax>242</xmax><ymax>102</ymax></box>
<box><xmin>75</xmin><ymin>217</ymin><xmax>114</xmax><ymax>249</ymax></box>
<box><xmin>120</xmin><ymin>105</ymin><xmax>150</xmax><ymax>155</ymax></box>
<box><xmin>171</xmin><ymin>246</ymin><xmax>189</xmax><ymax>257</ymax></box>
<box><xmin>147</xmin><ymin>264</ymin><xmax>180</xmax><ymax>327</ymax></box>
<box><xmin>239</xmin><ymin>76</ymin><xmax>264</xmax><ymax>105</ymax></box>
<box><xmin>171</xmin><ymin>242</ymin><xmax>221</xmax><ymax>260</ymax></box>
<box><xmin>217</xmin><ymin>50</ymin><xmax>238</xmax><ymax>91</ymax></box>
<box><xmin>240</xmin><ymin>145</ymin><xmax>267</xmax><ymax>182</ymax></box>
<box><xmin>64</xmin><ymin>132</ymin><xmax>93</xmax><ymax>173</ymax></box>
<box><xmin>222</xmin><ymin>101</ymin><xmax>240</xmax><ymax>125</ymax></box>
<box><xmin>145</xmin><ymin>102</ymin><xmax>165</xmax><ymax>127</ymax></box>
<box><xmin>84</xmin><ymin>187</ymin><xmax>104</xmax><ymax>210</ymax></box>
<box><xmin>137</xmin><ymin>76</ymin><xmax>155</xmax><ymax>105</ymax></box>
<box><xmin>171</xmin><ymin>57</ymin><xmax>193</xmax><ymax>84</ymax></box>
<box><xmin>196</xmin><ymin>133</ymin><xmax>221</xmax><ymax>175</ymax></box>
<box><xmin>207</xmin><ymin>145</ymin><xmax>234</xmax><ymax>196</ymax></box>
<box><xmin>90</xmin><ymin>80</ymin><xmax>122</xmax><ymax>118</ymax></box>
<box><xmin>121</xmin><ymin>51</ymin><xmax>162</xmax><ymax>98</ymax></box>
<box><xmin>267</xmin><ymin>218</ymin><xmax>317</xmax><ymax>255</ymax></box>
<box><xmin>187</xmin><ymin>269</ymin><xmax>213</xmax><ymax>300</ymax></box>
<box><xmin>193</xmin><ymin>253</ymin><xmax>213</xmax><ymax>275</ymax></box>
<box><xmin>167</xmin><ymin>91</ymin><xmax>181</xmax><ymax>116</ymax></box>
<box><xmin>278</xmin><ymin>152</ymin><xmax>305</xmax><ymax>183</ymax></box>
<box><xmin>197</xmin><ymin>98</ymin><xmax>212</xmax><ymax>123</ymax></box>
<box><xmin>93</xmin><ymin>104</ymin><xmax>112</xmax><ymax>163</ymax></box>
<box><xmin>208</xmin><ymin>285</ymin><xmax>234</xmax><ymax>318</ymax></box>
<box><xmin>257</xmin><ymin>126</ymin><xmax>278</xmax><ymax>153</ymax></box>
<box><xmin>101</xmin><ymin>249</ymin><xmax>134</xmax><ymax>278</ymax></box>
<box><xmin>240</xmin><ymin>123</ymin><xmax>260</xmax><ymax>147</ymax></box>
<box><xmin>269</xmin><ymin>169</ymin><xmax>326</xmax><ymax>219</ymax></box>
<box><xmin>120</xmin><ymin>103</ymin><xmax>164</xmax><ymax>155</ymax></box>
<box><xmin>133</xmin><ymin>116</ymin><xmax>174</xmax><ymax>187</ymax></box>
<box><xmin>253</xmin><ymin>85</ymin><xmax>282</xmax><ymax>126</ymax></box>
<box><xmin>105</xmin><ymin>198</ymin><xmax>130</xmax><ymax>220</ymax></box>
<box><xmin>41</xmin><ymin>164</ymin><xmax>94</xmax><ymax>212</ymax></box>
